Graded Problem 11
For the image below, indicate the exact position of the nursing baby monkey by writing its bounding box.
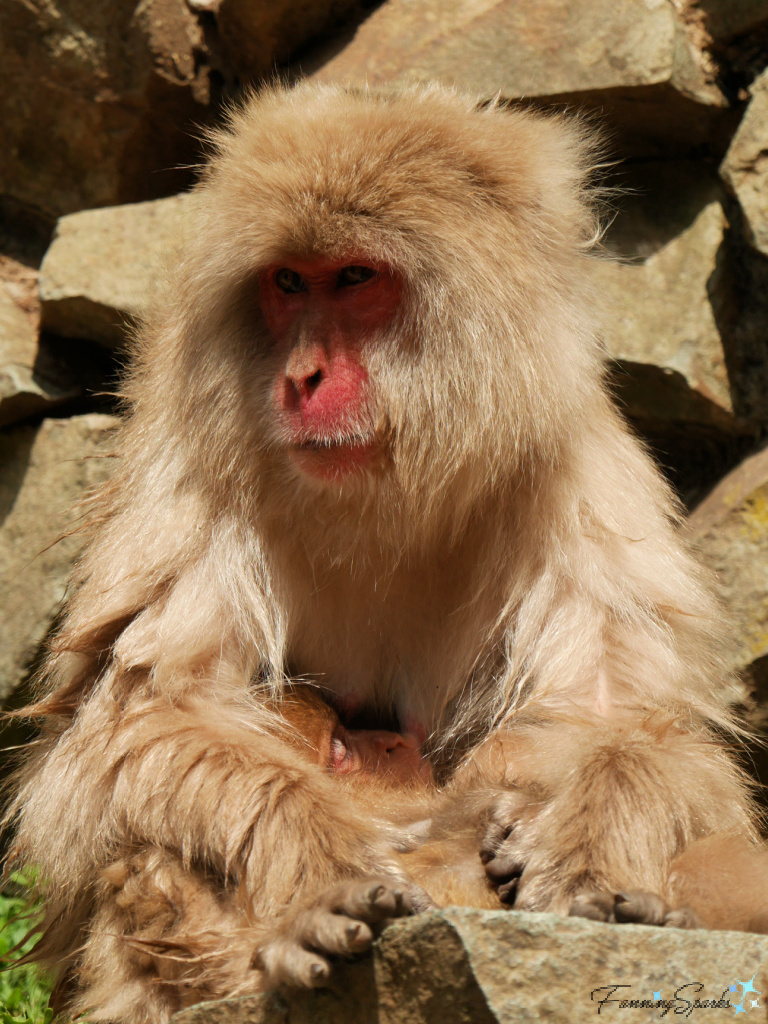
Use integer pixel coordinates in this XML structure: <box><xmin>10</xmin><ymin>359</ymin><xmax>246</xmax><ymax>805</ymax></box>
<box><xmin>9</xmin><ymin>82</ymin><xmax>768</xmax><ymax>1022</ymax></box>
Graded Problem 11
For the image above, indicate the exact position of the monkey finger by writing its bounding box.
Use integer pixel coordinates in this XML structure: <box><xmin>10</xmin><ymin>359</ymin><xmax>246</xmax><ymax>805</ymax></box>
<box><xmin>257</xmin><ymin>940</ymin><xmax>332</xmax><ymax>988</ymax></box>
<box><xmin>480</xmin><ymin>823</ymin><xmax>514</xmax><ymax>863</ymax></box>
<box><xmin>496</xmin><ymin>876</ymin><xmax>520</xmax><ymax>905</ymax></box>
<box><xmin>484</xmin><ymin>852</ymin><xmax>524</xmax><ymax>882</ymax></box>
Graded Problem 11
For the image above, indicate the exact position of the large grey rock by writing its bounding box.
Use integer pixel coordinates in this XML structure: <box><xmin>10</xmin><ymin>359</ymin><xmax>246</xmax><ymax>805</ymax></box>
<box><xmin>39</xmin><ymin>195</ymin><xmax>191</xmax><ymax>348</ymax></box>
<box><xmin>598</xmin><ymin>195</ymin><xmax>737</xmax><ymax>431</ymax></box>
<box><xmin>310</xmin><ymin>0</ymin><xmax>734</xmax><ymax>156</ymax></box>
<box><xmin>0</xmin><ymin>0</ymin><xmax>213</xmax><ymax>222</ymax></box>
<box><xmin>172</xmin><ymin>907</ymin><xmax>768</xmax><ymax>1024</ymax></box>
<box><xmin>721</xmin><ymin>70</ymin><xmax>768</xmax><ymax>257</ymax></box>
<box><xmin>0</xmin><ymin>414</ymin><xmax>119</xmax><ymax>702</ymax></box>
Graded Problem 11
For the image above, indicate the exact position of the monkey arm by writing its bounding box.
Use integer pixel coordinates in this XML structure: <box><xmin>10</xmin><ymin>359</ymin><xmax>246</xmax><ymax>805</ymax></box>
<box><xmin>12</xmin><ymin>687</ymin><xmax>406</xmax><ymax>920</ymax></box>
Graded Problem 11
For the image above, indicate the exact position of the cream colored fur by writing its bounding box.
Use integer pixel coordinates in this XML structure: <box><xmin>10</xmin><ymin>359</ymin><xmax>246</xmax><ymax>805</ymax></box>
<box><xmin>7</xmin><ymin>83</ymin><xmax>762</xmax><ymax>1021</ymax></box>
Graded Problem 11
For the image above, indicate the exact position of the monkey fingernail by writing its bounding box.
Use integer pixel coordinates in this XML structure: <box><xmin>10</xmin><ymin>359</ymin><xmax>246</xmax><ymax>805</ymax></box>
<box><xmin>309</xmin><ymin>961</ymin><xmax>329</xmax><ymax>984</ymax></box>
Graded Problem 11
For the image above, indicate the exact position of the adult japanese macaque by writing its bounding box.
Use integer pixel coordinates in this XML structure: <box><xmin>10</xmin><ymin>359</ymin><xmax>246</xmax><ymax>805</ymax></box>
<box><xmin>9</xmin><ymin>82</ymin><xmax>768</xmax><ymax>1022</ymax></box>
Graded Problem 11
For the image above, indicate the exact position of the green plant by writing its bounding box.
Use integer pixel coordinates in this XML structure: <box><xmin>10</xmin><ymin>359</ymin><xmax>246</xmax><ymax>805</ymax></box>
<box><xmin>0</xmin><ymin>873</ymin><xmax>52</xmax><ymax>1024</ymax></box>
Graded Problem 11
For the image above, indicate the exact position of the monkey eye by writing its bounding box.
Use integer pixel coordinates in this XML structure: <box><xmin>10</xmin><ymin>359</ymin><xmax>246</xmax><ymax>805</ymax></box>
<box><xmin>337</xmin><ymin>265</ymin><xmax>377</xmax><ymax>288</ymax></box>
<box><xmin>330</xmin><ymin>734</ymin><xmax>351</xmax><ymax>769</ymax></box>
<box><xmin>274</xmin><ymin>268</ymin><xmax>307</xmax><ymax>294</ymax></box>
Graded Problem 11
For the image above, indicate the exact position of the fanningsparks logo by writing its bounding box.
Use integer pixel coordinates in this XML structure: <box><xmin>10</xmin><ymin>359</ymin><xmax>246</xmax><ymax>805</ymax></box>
<box><xmin>591</xmin><ymin>977</ymin><xmax>762</xmax><ymax>1017</ymax></box>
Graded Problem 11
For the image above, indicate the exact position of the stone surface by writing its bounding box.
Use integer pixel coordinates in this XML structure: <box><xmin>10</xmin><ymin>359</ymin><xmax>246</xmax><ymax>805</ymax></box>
<box><xmin>693</xmin><ymin>0</ymin><xmax>768</xmax><ymax>40</ymax></box>
<box><xmin>309</xmin><ymin>0</ymin><xmax>734</xmax><ymax>157</ymax></box>
<box><xmin>172</xmin><ymin>907</ymin><xmax>768</xmax><ymax>1024</ymax></box>
<box><xmin>0</xmin><ymin>0</ymin><xmax>212</xmax><ymax>222</ymax></box>
<box><xmin>217</xmin><ymin>0</ymin><xmax>370</xmax><ymax>81</ymax></box>
<box><xmin>0</xmin><ymin>256</ymin><xmax>82</xmax><ymax>427</ymax></box>
<box><xmin>721</xmin><ymin>70</ymin><xmax>768</xmax><ymax>257</ymax></box>
<box><xmin>689</xmin><ymin>446</ymin><xmax>768</xmax><ymax>677</ymax></box>
<box><xmin>0</xmin><ymin>414</ymin><xmax>119</xmax><ymax>702</ymax></box>
<box><xmin>39</xmin><ymin>195</ymin><xmax>191</xmax><ymax>348</ymax></box>
<box><xmin>597</xmin><ymin>196</ymin><xmax>736</xmax><ymax>431</ymax></box>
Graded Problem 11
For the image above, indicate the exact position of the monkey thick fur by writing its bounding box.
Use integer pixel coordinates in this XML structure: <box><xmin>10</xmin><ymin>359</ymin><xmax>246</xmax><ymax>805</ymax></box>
<box><xmin>8</xmin><ymin>82</ymin><xmax>768</xmax><ymax>1022</ymax></box>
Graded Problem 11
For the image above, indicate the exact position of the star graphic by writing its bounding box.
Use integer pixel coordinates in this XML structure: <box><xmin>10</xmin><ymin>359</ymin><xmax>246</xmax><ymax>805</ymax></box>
<box><xmin>739</xmin><ymin>976</ymin><xmax>760</xmax><ymax>998</ymax></box>
<box><xmin>752</xmin><ymin>999</ymin><xmax>761</xmax><ymax>1008</ymax></box>
<box><xmin>653</xmin><ymin>991</ymin><xmax>662</xmax><ymax>1001</ymax></box>
<box><xmin>733</xmin><ymin>1002</ymin><xmax>746</xmax><ymax>1015</ymax></box>
<box><xmin>730</xmin><ymin>985</ymin><xmax>738</xmax><ymax>992</ymax></box>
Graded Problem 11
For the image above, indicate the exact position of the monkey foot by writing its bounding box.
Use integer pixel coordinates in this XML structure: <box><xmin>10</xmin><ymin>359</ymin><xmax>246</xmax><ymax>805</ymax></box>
<box><xmin>256</xmin><ymin>876</ymin><xmax>416</xmax><ymax>988</ymax></box>
<box><xmin>569</xmin><ymin>890</ymin><xmax>701</xmax><ymax>929</ymax></box>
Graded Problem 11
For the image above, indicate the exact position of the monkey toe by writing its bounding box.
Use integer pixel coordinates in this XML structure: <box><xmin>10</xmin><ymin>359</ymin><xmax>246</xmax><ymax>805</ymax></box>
<box><xmin>662</xmin><ymin>905</ymin><xmax>701</xmax><ymax>929</ymax></box>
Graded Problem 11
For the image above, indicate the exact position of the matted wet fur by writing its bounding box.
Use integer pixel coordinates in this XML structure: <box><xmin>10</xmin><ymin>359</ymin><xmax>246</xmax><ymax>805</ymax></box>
<box><xmin>6</xmin><ymin>82</ymin><xmax>768</xmax><ymax>1023</ymax></box>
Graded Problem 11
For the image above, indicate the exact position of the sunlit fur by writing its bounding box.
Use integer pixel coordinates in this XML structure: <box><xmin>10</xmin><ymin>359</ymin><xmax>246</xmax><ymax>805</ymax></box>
<box><xmin>7</xmin><ymin>82</ymin><xmax>764</xmax><ymax>1022</ymax></box>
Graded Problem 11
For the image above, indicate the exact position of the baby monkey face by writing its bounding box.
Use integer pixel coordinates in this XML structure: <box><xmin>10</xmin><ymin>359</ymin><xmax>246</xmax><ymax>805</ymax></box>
<box><xmin>328</xmin><ymin>722</ymin><xmax>433</xmax><ymax>784</ymax></box>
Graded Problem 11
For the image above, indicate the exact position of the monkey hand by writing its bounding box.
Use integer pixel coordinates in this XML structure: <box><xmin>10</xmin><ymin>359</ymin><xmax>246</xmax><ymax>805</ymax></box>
<box><xmin>255</xmin><ymin>875</ymin><xmax>429</xmax><ymax>988</ymax></box>
<box><xmin>569</xmin><ymin>890</ymin><xmax>701</xmax><ymax>929</ymax></box>
<box><xmin>480</xmin><ymin>790</ymin><xmax>704</xmax><ymax>924</ymax></box>
<box><xmin>478</xmin><ymin>787</ymin><xmax>640</xmax><ymax>914</ymax></box>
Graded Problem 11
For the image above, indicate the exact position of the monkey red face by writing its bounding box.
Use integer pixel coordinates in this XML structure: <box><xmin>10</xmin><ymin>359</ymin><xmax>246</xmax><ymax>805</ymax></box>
<box><xmin>259</xmin><ymin>257</ymin><xmax>401</xmax><ymax>482</ymax></box>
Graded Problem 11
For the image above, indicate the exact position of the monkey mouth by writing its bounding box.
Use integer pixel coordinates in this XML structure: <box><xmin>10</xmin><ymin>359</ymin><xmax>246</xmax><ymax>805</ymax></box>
<box><xmin>289</xmin><ymin>436</ymin><xmax>381</xmax><ymax>480</ymax></box>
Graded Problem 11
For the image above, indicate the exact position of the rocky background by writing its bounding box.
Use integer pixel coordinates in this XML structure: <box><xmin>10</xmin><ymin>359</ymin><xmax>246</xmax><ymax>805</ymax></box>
<box><xmin>4</xmin><ymin>1</ymin><xmax>768</xmax><ymax>1017</ymax></box>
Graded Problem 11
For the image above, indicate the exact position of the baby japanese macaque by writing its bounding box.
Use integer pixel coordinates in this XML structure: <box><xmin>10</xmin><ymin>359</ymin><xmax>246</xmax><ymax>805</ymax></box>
<box><xmin>270</xmin><ymin>687</ymin><xmax>768</xmax><ymax>932</ymax></box>
<box><xmin>274</xmin><ymin>684</ymin><xmax>434</xmax><ymax>785</ymax></box>
<box><xmin>271</xmin><ymin>685</ymin><xmax>507</xmax><ymax>914</ymax></box>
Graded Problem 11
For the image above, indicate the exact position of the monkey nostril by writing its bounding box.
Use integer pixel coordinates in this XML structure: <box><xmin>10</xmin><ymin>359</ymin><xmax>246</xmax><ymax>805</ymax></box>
<box><xmin>306</xmin><ymin>369</ymin><xmax>323</xmax><ymax>392</ymax></box>
<box><xmin>286</xmin><ymin>368</ymin><xmax>324</xmax><ymax>407</ymax></box>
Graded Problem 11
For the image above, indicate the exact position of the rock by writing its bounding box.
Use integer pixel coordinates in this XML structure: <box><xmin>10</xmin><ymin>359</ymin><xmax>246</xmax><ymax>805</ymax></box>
<box><xmin>597</xmin><ymin>194</ymin><xmax>737</xmax><ymax>432</ymax></box>
<box><xmin>217</xmin><ymin>0</ymin><xmax>370</xmax><ymax>81</ymax></box>
<box><xmin>0</xmin><ymin>414</ymin><xmax>119</xmax><ymax>702</ymax></box>
<box><xmin>689</xmin><ymin>445</ymin><xmax>768</xmax><ymax>679</ymax></box>
<box><xmin>171</xmin><ymin>907</ymin><xmax>768</xmax><ymax>1024</ymax></box>
<box><xmin>39</xmin><ymin>195</ymin><xmax>191</xmax><ymax>348</ymax></box>
<box><xmin>0</xmin><ymin>0</ymin><xmax>213</xmax><ymax>222</ymax></box>
<box><xmin>721</xmin><ymin>70</ymin><xmax>768</xmax><ymax>257</ymax></box>
<box><xmin>692</xmin><ymin>0</ymin><xmax>768</xmax><ymax>41</ymax></box>
<box><xmin>309</xmin><ymin>0</ymin><xmax>735</xmax><ymax>157</ymax></box>
<box><xmin>0</xmin><ymin>255</ymin><xmax>83</xmax><ymax>427</ymax></box>
<box><xmin>688</xmin><ymin>445</ymin><xmax>768</xmax><ymax>789</ymax></box>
